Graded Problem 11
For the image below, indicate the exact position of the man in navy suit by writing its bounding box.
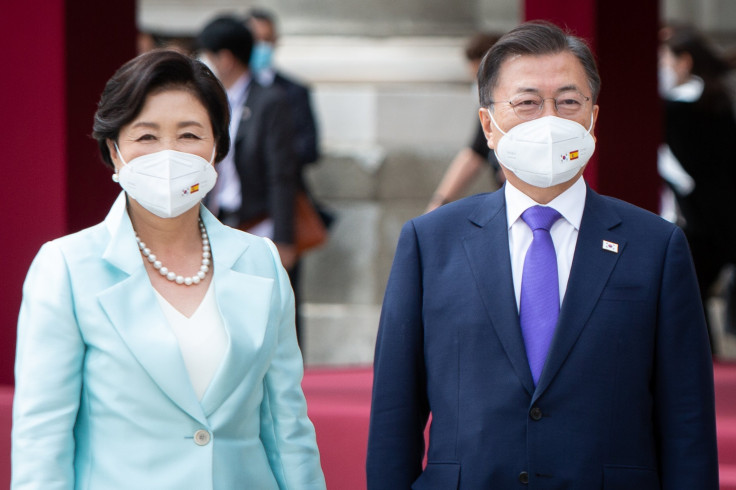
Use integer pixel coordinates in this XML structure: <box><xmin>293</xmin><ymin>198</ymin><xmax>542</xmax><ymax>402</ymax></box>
<box><xmin>367</xmin><ymin>21</ymin><xmax>718</xmax><ymax>489</ymax></box>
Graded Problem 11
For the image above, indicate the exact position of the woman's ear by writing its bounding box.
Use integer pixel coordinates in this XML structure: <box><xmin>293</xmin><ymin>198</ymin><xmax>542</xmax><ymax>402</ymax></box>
<box><xmin>106</xmin><ymin>139</ymin><xmax>123</xmax><ymax>171</ymax></box>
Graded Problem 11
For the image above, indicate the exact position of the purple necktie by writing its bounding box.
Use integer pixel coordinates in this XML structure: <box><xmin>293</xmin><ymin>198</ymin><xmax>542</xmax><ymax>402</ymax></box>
<box><xmin>520</xmin><ymin>205</ymin><xmax>562</xmax><ymax>386</ymax></box>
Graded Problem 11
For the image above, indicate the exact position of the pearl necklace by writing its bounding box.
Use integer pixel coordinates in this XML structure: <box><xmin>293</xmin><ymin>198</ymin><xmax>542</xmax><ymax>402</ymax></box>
<box><xmin>134</xmin><ymin>218</ymin><xmax>211</xmax><ymax>286</ymax></box>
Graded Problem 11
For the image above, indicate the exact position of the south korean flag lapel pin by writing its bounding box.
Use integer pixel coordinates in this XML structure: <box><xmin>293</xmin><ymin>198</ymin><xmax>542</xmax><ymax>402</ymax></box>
<box><xmin>602</xmin><ymin>240</ymin><xmax>619</xmax><ymax>253</ymax></box>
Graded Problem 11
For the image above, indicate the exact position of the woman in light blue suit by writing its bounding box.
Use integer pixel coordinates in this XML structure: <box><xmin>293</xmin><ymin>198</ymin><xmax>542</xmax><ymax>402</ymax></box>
<box><xmin>12</xmin><ymin>50</ymin><xmax>325</xmax><ymax>489</ymax></box>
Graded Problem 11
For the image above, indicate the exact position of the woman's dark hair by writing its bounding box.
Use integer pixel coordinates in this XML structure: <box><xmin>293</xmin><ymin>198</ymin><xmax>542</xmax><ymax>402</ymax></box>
<box><xmin>478</xmin><ymin>21</ymin><xmax>601</xmax><ymax>108</ymax></box>
<box><xmin>664</xmin><ymin>24</ymin><xmax>734</xmax><ymax>113</ymax></box>
<box><xmin>92</xmin><ymin>49</ymin><xmax>230</xmax><ymax>169</ymax></box>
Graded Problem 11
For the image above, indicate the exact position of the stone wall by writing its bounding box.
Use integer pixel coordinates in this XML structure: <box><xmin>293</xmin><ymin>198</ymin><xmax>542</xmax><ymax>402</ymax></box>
<box><xmin>135</xmin><ymin>0</ymin><xmax>736</xmax><ymax>365</ymax></box>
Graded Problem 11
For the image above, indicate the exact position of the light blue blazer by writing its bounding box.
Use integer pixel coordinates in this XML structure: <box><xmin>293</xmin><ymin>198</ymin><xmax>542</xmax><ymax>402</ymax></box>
<box><xmin>12</xmin><ymin>193</ymin><xmax>326</xmax><ymax>489</ymax></box>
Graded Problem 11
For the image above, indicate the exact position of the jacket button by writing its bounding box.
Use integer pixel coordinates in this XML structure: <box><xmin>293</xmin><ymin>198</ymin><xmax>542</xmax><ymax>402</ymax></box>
<box><xmin>193</xmin><ymin>429</ymin><xmax>211</xmax><ymax>446</ymax></box>
<box><xmin>519</xmin><ymin>471</ymin><xmax>529</xmax><ymax>484</ymax></box>
<box><xmin>529</xmin><ymin>406</ymin><xmax>543</xmax><ymax>421</ymax></box>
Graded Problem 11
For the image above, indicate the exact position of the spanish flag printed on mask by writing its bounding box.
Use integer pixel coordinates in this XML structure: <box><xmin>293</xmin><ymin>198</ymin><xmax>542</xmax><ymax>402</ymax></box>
<box><xmin>569</xmin><ymin>150</ymin><xmax>579</xmax><ymax>160</ymax></box>
<box><xmin>190</xmin><ymin>183</ymin><xmax>200</xmax><ymax>193</ymax></box>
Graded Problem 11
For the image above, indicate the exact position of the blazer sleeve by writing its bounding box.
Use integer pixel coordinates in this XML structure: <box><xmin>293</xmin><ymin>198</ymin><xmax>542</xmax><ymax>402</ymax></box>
<box><xmin>654</xmin><ymin>226</ymin><xmax>719</xmax><ymax>489</ymax></box>
<box><xmin>12</xmin><ymin>242</ymin><xmax>85</xmax><ymax>489</ymax></box>
<box><xmin>366</xmin><ymin>220</ymin><xmax>429</xmax><ymax>488</ymax></box>
<box><xmin>258</xmin><ymin>240</ymin><xmax>326</xmax><ymax>489</ymax></box>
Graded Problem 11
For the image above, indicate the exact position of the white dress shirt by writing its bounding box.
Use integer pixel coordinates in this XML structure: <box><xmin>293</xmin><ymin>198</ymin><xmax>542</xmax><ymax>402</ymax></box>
<box><xmin>256</xmin><ymin>67</ymin><xmax>276</xmax><ymax>87</ymax></box>
<box><xmin>155</xmin><ymin>281</ymin><xmax>228</xmax><ymax>400</ymax></box>
<box><xmin>212</xmin><ymin>73</ymin><xmax>251</xmax><ymax>214</ymax></box>
<box><xmin>505</xmin><ymin>177</ymin><xmax>586</xmax><ymax>310</ymax></box>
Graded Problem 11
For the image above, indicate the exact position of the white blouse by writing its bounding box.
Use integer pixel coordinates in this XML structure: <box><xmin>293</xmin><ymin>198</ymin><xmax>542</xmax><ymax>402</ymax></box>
<box><xmin>154</xmin><ymin>281</ymin><xmax>228</xmax><ymax>400</ymax></box>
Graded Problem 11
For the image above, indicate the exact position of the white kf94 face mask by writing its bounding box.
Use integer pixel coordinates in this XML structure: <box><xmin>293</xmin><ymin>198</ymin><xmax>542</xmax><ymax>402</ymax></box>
<box><xmin>488</xmin><ymin>111</ymin><xmax>596</xmax><ymax>188</ymax></box>
<box><xmin>114</xmin><ymin>145</ymin><xmax>218</xmax><ymax>218</ymax></box>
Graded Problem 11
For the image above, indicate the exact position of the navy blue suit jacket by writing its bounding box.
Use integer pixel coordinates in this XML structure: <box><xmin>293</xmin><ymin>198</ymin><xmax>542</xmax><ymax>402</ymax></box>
<box><xmin>367</xmin><ymin>186</ymin><xmax>718</xmax><ymax>489</ymax></box>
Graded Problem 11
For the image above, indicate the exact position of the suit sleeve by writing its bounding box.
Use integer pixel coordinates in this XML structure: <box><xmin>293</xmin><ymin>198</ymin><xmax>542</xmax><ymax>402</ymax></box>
<box><xmin>12</xmin><ymin>243</ymin><xmax>85</xmax><ymax>489</ymax></box>
<box><xmin>290</xmin><ymin>84</ymin><xmax>319</xmax><ymax>167</ymax></box>
<box><xmin>264</xmin><ymin>91</ymin><xmax>298</xmax><ymax>245</ymax></box>
<box><xmin>367</xmin><ymin>220</ymin><xmax>429</xmax><ymax>488</ymax></box>
<box><xmin>259</xmin><ymin>240</ymin><xmax>326</xmax><ymax>489</ymax></box>
<box><xmin>654</xmin><ymin>226</ymin><xmax>719</xmax><ymax>489</ymax></box>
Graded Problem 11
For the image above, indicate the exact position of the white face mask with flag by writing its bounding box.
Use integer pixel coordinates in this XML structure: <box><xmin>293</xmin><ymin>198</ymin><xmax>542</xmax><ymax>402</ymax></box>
<box><xmin>488</xmin><ymin>112</ymin><xmax>596</xmax><ymax>188</ymax></box>
<box><xmin>113</xmin><ymin>145</ymin><xmax>217</xmax><ymax>218</ymax></box>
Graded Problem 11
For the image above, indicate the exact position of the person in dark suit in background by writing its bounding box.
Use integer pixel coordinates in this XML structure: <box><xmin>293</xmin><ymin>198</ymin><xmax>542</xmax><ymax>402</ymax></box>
<box><xmin>367</xmin><ymin>21</ymin><xmax>718</xmax><ymax>489</ymax></box>
<box><xmin>247</xmin><ymin>8</ymin><xmax>320</xmax><ymax>169</ymax></box>
<box><xmin>197</xmin><ymin>16</ymin><xmax>299</xmax><ymax>272</ymax></box>
<box><xmin>247</xmin><ymin>8</ymin><xmax>325</xmax><ymax>343</ymax></box>
<box><xmin>658</xmin><ymin>24</ymin><xmax>736</xmax><ymax>353</ymax></box>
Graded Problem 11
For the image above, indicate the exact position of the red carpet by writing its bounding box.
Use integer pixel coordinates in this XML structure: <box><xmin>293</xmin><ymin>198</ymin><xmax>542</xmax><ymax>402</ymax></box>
<box><xmin>303</xmin><ymin>362</ymin><xmax>736</xmax><ymax>490</ymax></box>
<box><xmin>0</xmin><ymin>364</ymin><xmax>733</xmax><ymax>489</ymax></box>
<box><xmin>303</xmin><ymin>367</ymin><xmax>373</xmax><ymax>490</ymax></box>
<box><xmin>716</xmin><ymin>362</ymin><xmax>736</xmax><ymax>489</ymax></box>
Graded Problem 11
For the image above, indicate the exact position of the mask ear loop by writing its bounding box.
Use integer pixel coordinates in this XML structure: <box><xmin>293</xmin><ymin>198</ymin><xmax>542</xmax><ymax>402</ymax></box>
<box><xmin>112</xmin><ymin>142</ymin><xmax>128</xmax><ymax>183</ymax></box>
<box><xmin>586</xmin><ymin>113</ymin><xmax>595</xmax><ymax>134</ymax></box>
<box><xmin>486</xmin><ymin>108</ymin><xmax>508</xmax><ymax>136</ymax></box>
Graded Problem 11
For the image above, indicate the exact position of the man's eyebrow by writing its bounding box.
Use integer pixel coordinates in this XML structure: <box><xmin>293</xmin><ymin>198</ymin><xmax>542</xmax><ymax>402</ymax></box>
<box><xmin>511</xmin><ymin>84</ymin><xmax>582</xmax><ymax>95</ymax></box>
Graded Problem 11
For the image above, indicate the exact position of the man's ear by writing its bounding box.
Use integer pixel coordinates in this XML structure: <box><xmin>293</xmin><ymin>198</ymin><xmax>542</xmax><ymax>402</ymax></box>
<box><xmin>219</xmin><ymin>49</ymin><xmax>238</xmax><ymax>74</ymax></box>
<box><xmin>479</xmin><ymin>108</ymin><xmax>496</xmax><ymax>150</ymax></box>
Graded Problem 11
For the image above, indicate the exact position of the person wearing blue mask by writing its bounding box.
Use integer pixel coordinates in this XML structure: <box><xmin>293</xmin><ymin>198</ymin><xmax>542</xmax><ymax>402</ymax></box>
<box><xmin>367</xmin><ymin>21</ymin><xmax>718</xmax><ymax>489</ymax></box>
<box><xmin>247</xmin><ymin>8</ymin><xmax>319</xmax><ymax>168</ymax></box>
<box><xmin>247</xmin><ymin>8</ymin><xmax>326</xmax><ymax>345</ymax></box>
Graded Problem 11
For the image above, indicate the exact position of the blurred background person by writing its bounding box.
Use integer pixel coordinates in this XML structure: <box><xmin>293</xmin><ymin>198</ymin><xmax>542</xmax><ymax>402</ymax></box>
<box><xmin>247</xmin><ymin>8</ymin><xmax>320</xmax><ymax>171</ymax></box>
<box><xmin>12</xmin><ymin>49</ymin><xmax>325</xmax><ymax>489</ymax></box>
<box><xmin>197</xmin><ymin>16</ymin><xmax>300</xmax><ymax>272</ymax></box>
<box><xmin>658</xmin><ymin>23</ymin><xmax>736</xmax><ymax>354</ymax></box>
<box><xmin>425</xmin><ymin>32</ymin><xmax>502</xmax><ymax>213</ymax></box>
<box><xmin>247</xmin><ymin>8</ymin><xmax>330</xmax><ymax>343</ymax></box>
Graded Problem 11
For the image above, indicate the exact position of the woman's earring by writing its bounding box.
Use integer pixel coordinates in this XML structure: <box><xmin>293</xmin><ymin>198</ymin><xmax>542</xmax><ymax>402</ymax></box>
<box><xmin>112</xmin><ymin>172</ymin><xmax>120</xmax><ymax>183</ymax></box>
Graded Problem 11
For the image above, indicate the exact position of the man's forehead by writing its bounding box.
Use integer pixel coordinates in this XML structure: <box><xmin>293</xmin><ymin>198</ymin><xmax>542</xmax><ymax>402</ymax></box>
<box><xmin>494</xmin><ymin>52</ymin><xmax>588</xmax><ymax>93</ymax></box>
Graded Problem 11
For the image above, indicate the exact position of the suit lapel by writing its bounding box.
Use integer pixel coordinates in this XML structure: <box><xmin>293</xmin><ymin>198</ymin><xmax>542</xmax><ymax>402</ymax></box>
<box><xmin>463</xmin><ymin>191</ymin><xmax>536</xmax><ymax>396</ymax></box>
<box><xmin>98</xmin><ymin>194</ymin><xmax>206</xmax><ymax>423</ymax></box>
<box><xmin>533</xmin><ymin>189</ymin><xmax>625</xmax><ymax>401</ymax></box>
<box><xmin>198</xmin><ymin>209</ymin><xmax>273</xmax><ymax>416</ymax></box>
<box><xmin>96</xmin><ymin>197</ymin><xmax>274</xmax><ymax>422</ymax></box>
<box><xmin>234</xmin><ymin>82</ymin><xmax>257</xmax><ymax>145</ymax></box>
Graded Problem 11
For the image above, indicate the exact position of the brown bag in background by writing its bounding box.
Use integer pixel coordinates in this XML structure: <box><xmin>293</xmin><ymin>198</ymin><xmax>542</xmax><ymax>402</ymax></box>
<box><xmin>294</xmin><ymin>191</ymin><xmax>328</xmax><ymax>255</ymax></box>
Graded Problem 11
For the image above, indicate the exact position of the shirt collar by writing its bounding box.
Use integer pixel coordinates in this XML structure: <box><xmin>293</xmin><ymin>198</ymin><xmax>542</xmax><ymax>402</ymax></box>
<box><xmin>665</xmin><ymin>75</ymin><xmax>704</xmax><ymax>103</ymax></box>
<box><xmin>505</xmin><ymin>176</ymin><xmax>586</xmax><ymax>230</ymax></box>
<box><xmin>256</xmin><ymin>68</ymin><xmax>276</xmax><ymax>87</ymax></box>
<box><xmin>226</xmin><ymin>73</ymin><xmax>251</xmax><ymax>107</ymax></box>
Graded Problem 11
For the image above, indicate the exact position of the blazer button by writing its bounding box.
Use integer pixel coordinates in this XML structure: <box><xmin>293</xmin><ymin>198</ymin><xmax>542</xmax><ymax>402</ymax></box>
<box><xmin>194</xmin><ymin>429</ymin><xmax>211</xmax><ymax>446</ymax></box>
<box><xmin>519</xmin><ymin>471</ymin><xmax>529</xmax><ymax>484</ymax></box>
<box><xmin>529</xmin><ymin>406</ymin><xmax>543</xmax><ymax>421</ymax></box>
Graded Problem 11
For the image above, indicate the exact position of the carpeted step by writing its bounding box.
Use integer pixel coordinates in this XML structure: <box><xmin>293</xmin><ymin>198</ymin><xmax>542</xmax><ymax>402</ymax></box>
<box><xmin>720</xmin><ymin>464</ymin><xmax>736</xmax><ymax>490</ymax></box>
